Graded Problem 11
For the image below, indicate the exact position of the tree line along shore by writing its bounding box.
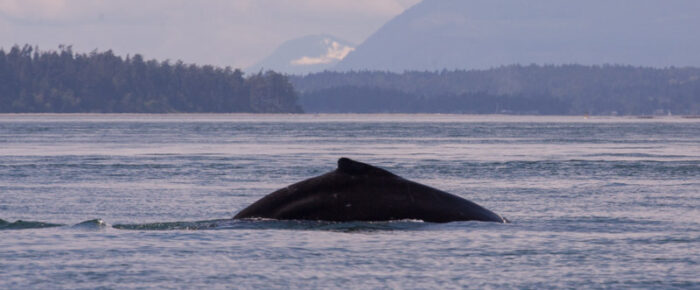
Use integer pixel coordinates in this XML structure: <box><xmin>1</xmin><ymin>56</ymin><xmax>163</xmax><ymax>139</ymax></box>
<box><xmin>0</xmin><ymin>45</ymin><xmax>301</xmax><ymax>113</ymax></box>
<box><xmin>2</xmin><ymin>45</ymin><xmax>698</xmax><ymax>115</ymax></box>
<box><xmin>292</xmin><ymin>66</ymin><xmax>700</xmax><ymax>115</ymax></box>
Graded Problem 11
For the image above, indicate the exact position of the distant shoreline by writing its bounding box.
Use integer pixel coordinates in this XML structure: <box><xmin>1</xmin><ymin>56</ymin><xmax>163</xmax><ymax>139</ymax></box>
<box><xmin>1</xmin><ymin>113</ymin><xmax>697</xmax><ymax>124</ymax></box>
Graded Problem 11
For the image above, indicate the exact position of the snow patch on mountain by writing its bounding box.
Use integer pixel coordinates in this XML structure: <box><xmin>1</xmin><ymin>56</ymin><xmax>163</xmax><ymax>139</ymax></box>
<box><xmin>290</xmin><ymin>39</ymin><xmax>354</xmax><ymax>66</ymax></box>
<box><xmin>247</xmin><ymin>35</ymin><xmax>354</xmax><ymax>74</ymax></box>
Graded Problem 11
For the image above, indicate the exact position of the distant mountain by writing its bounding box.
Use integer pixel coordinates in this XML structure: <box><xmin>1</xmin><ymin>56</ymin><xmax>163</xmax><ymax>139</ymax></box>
<box><xmin>247</xmin><ymin>35</ymin><xmax>354</xmax><ymax>74</ymax></box>
<box><xmin>335</xmin><ymin>0</ymin><xmax>700</xmax><ymax>71</ymax></box>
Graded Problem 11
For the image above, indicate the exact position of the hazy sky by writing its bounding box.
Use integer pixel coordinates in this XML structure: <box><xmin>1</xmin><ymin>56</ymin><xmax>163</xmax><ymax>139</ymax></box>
<box><xmin>0</xmin><ymin>0</ymin><xmax>420</xmax><ymax>68</ymax></box>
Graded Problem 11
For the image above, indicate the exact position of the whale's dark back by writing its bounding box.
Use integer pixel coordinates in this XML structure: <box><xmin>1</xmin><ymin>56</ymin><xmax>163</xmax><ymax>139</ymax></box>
<box><xmin>233</xmin><ymin>158</ymin><xmax>506</xmax><ymax>223</ymax></box>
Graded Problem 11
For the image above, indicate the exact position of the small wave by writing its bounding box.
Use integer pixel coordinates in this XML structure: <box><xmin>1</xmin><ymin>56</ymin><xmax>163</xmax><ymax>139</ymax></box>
<box><xmin>2</xmin><ymin>218</ymin><xmax>484</xmax><ymax>232</ymax></box>
<box><xmin>112</xmin><ymin>218</ymin><xmax>431</xmax><ymax>232</ymax></box>
<box><xmin>604</xmin><ymin>182</ymin><xmax>628</xmax><ymax>187</ymax></box>
<box><xmin>534</xmin><ymin>216</ymin><xmax>672</xmax><ymax>234</ymax></box>
<box><xmin>0</xmin><ymin>219</ymin><xmax>64</xmax><ymax>230</ymax></box>
<box><xmin>71</xmin><ymin>219</ymin><xmax>107</xmax><ymax>230</ymax></box>
<box><xmin>1</xmin><ymin>218</ymin><xmax>110</xmax><ymax>230</ymax></box>
<box><xmin>583</xmin><ymin>153</ymin><xmax>690</xmax><ymax>159</ymax></box>
<box><xmin>112</xmin><ymin>219</ymin><xmax>231</xmax><ymax>230</ymax></box>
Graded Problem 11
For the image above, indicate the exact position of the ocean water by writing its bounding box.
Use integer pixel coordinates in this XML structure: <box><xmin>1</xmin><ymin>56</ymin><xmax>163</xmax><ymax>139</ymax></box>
<box><xmin>0</xmin><ymin>114</ymin><xmax>698</xmax><ymax>289</ymax></box>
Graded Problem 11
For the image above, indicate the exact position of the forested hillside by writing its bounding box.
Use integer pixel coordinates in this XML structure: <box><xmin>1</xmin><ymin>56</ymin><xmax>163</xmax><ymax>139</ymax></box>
<box><xmin>0</xmin><ymin>45</ymin><xmax>301</xmax><ymax>113</ymax></box>
<box><xmin>3</xmin><ymin>45</ymin><xmax>698</xmax><ymax>115</ymax></box>
<box><xmin>291</xmin><ymin>65</ymin><xmax>700</xmax><ymax>115</ymax></box>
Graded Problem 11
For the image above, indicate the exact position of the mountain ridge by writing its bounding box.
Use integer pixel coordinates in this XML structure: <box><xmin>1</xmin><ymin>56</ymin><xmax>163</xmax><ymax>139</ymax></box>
<box><xmin>335</xmin><ymin>0</ymin><xmax>700</xmax><ymax>71</ymax></box>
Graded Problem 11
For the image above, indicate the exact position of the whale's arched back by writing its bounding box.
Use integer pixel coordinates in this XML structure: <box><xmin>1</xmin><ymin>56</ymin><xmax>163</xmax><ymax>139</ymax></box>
<box><xmin>233</xmin><ymin>158</ymin><xmax>506</xmax><ymax>223</ymax></box>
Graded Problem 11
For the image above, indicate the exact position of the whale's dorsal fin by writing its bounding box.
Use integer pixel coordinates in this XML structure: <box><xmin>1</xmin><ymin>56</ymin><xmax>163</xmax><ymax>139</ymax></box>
<box><xmin>337</xmin><ymin>158</ymin><xmax>370</xmax><ymax>175</ymax></box>
<box><xmin>337</xmin><ymin>158</ymin><xmax>396</xmax><ymax>177</ymax></box>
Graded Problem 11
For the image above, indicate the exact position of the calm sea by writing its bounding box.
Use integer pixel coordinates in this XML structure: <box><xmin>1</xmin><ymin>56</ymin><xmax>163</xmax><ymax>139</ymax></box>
<box><xmin>1</xmin><ymin>114</ymin><xmax>698</xmax><ymax>289</ymax></box>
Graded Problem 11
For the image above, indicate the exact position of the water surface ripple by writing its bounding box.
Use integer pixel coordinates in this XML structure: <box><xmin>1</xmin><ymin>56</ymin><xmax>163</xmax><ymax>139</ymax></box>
<box><xmin>1</xmin><ymin>114</ymin><xmax>698</xmax><ymax>288</ymax></box>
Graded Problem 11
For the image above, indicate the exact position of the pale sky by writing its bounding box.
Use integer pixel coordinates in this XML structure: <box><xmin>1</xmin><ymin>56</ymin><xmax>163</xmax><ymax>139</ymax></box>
<box><xmin>0</xmin><ymin>0</ymin><xmax>420</xmax><ymax>68</ymax></box>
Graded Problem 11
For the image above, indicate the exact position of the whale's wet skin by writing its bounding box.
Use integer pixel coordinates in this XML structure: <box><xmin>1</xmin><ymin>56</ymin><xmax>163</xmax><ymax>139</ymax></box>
<box><xmin>234</xmin><ymin>157</ymin><xmax>506</xmax><ymax>223</ymax></box>
<box><xmin>1</xmin><ymin>114</ymin><xmax>699</xmax><ymax>288</ymax></box>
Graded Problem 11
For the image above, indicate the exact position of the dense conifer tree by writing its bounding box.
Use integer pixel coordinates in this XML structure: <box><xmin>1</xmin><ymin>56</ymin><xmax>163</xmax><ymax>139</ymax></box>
<box><xmin>292</xmin><ymin>65</ymin><xmax>700</xmax><ymax>115</ymax></box>
<box><xmin>0</xmin><ymin>45</ymin><xmax>302</xmax><ymax>113</ymax></box>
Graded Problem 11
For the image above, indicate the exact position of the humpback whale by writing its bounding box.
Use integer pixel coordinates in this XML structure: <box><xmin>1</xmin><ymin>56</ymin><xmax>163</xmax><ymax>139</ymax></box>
<box><xmin>234</xmin><ymin>158</ymin><xmax>507</xmax><ymax>223</ymax></box>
